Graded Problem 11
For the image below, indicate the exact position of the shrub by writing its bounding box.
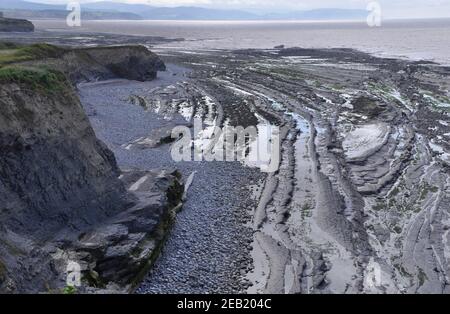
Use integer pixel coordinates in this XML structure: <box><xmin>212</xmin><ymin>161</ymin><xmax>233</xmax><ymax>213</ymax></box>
<box><xmin>0</xmin><ymin>66</ymin><xmax>69</xmax><ymax>93</ymax></box>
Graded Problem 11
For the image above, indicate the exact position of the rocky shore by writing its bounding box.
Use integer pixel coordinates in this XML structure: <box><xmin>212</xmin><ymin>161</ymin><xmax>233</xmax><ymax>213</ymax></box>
<box><xmin>152</xmin><ymin>46</ymin><xmax>450</xmax><ymax>294</ymax></box>
<box><xmin>76</xmin><ymin>70</ymin><xmax>266</xmax><ymax>293</ymax></box>
<box><xmin>1</xmin><ymin>34</ymin><xmax>450</xmax><ymax>294</ymax></box>
<box><xmin>59</xmin><ymin>43</ymin><xmax>450</xmax><ymax>294</ymax></box>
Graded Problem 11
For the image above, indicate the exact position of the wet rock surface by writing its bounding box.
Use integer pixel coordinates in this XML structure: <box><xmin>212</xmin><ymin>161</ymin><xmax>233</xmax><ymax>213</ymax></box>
<box><xmin>77</xmin><ymin>68</ymin><xmax>264</xmax><ymax>293</ymax></box>
<box><xmin>129</xmin><ymin>46</ymin><xmax>449</xmax><ymax>294</ymax></box>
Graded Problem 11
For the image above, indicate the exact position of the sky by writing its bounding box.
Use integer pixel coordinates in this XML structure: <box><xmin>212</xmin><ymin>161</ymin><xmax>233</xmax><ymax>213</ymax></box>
<box><xmin>32</xmin><ymin>0</ymin><xmax>450</xmax><ymax>18</ymax></box>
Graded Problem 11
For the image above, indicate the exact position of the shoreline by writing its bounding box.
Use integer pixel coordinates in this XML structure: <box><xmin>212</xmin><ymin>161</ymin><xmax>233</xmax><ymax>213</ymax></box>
<box><xmin>2</xmin><ymin>30</ymin><xmax>449</xmax><ymax>293</ymax></box>
<box><xmin>78</xmin><ymin>65</ymin><xmax>266</xmax><ymax>293</ymax></box>
<box><xmin>2</xmin><ymin>21</ymin><xmax>450</xmax><ymax>66</ymax></box>
<box><xmin>79</xmin><ymin>44</ymin><xmax>450</xmax><ymax>293</ymax></box>
<box><xmin>19</xmin><ymin>18</ymin><xmax>450</xmax><ymax>66</ymax></box>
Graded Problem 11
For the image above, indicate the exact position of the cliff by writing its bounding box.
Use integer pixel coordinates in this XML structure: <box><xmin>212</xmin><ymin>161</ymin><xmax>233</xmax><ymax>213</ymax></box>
<box><xmin>0</xmin><ymin>43</ymin><xmax>166</xmax><ymax>82</ymax></box>
<box><xmin>0</xmin><ymin>16</ymin><xmax>34</xmax><ymax>32</ymax></box>
<box><xmin>1</xmin><ymin>9</ymin><xmax>143</xmax><ymax>20</ymax></box>
<box><xmin>32</xmin><ymin>45</ymin><xmax>166</xmax><ymax>83</ymax></box>
<box><xmin>0</xmin><ymin>44</ymin><xmax>182</xmax><ymax>293</ymax></box>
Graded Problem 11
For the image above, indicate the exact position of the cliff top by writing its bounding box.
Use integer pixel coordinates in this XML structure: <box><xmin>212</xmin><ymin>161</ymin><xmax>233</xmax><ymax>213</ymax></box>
<box><xmin>0</xmin><ymin>43</ymin><xmax>70</xmax><ymax>93</ymax></box>
<box><xmin>0</xmin><ymin>42</ymin><xmax>166</xmax><ymax>92</ymax></box>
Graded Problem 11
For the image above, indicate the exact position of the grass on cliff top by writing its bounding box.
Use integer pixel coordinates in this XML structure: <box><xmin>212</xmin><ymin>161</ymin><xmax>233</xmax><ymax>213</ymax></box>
<box><xmin>0</xmin><ymin>42</ymin><xmax>66</xmax><ymax>67</ymax></box>
<box><xmin>0</xmin><ymin>66</ymin><xmax>70</xmax><ymax>93</ymax></box>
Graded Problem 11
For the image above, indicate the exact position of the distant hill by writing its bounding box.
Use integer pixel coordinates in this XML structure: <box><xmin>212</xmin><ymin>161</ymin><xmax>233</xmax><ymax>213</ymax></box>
<box><xmin>0</xmin><ymin>0</ymin><xmax>367</xmax><ymax>21</ymax></box>
<box><xmin>138</xmin><ymin>7</ymin><xmax>259</xmax><ymax>20</ymax></box>
<box><xmin>82</xmin><ymin>1</ymin><xmax>158</xmax><ymax>14</ymax></box>
<box><xmin>0</xmin><ymin>0</ymin><xmax>65</xmax><ymax>11</ymax></box>
<box><xmin>266</xmin><ymin>9</ymin><xmax>367</xmax><ymax>20</ymax></box>
<box><xmin>2</xmin><ymin>9</ymin><xmax>142</xmax><ymax>20</ymax></box>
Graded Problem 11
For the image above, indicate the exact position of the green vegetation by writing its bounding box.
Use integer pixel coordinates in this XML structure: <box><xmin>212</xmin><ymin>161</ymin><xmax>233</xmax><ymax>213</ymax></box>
<box><xmin>331</xmin><ymin>83</ymin><xmax>344</xmax><ymax>90</ymax></box>
<box><xmin>62</xmin><ymin>286</ymin><xmax>77</xmax><ymax>294</ymax></box>
<box><xmin>131</xmin><ymin>205</ymin><xmax>179</xmax><ymax>291</ymax></box>
<box><xmin>0</xmin><ymin>43</ymin><xmax>65</xmax><ymax>67</ymax></box>
<box><xmin>417</xmin><ymin>267</ymin><xmax>428</xmax><ymax>287</ymax></box>
<box><xmin>0</xmin><ymin>66</ymin><xmax>69</xmax><ymax>93</ymax></box>
<box><xmin>419</xmin><ymin>181</ymin><xmax>439</xmax><ymax>201</ymax></box>
<box><xmin>0</xmin><ymin>43</ymin><xmax>69</xmax><ymax>94</ymax></box>
<box><xmin>367</xmin><ymin>82</ymin><xmax>391</xmax><ymax>94</ymax></box>
<box><xmin>395</xmin><ymin>264</ymin><xmax>412</xmax><ymax>278</ymax></box>
<box><xmin>372</xmin><ymin>201</ymin><xmax>386</xmax><ymax>212</ymax></box>
<box><xmin>0</xmin><ymin>42</ymin><xmax>20</xmax><ymax>50</ymax></box>
<box><xmin>373</xmin><ymin>179</ymin><xmax>439</xmax><ymax>215</ymax></box>
<box><xmin>301</xmin><ymin>202</ymin><xmax>313</xmax><ymax>219</ymax></box>
<box><xmin>18</xmin><ymin>43</ymin><xmax>65</xmax><ymax>59</ymax></box>
<box><xmin>420</xmin><ymin>89</ymin><xmax>450</xmax><ymax>112</ymax></box>
<box><xmin>388</xmin><ymin>186</ymin><xmax>400</xmax><ymax>198</ymax></box>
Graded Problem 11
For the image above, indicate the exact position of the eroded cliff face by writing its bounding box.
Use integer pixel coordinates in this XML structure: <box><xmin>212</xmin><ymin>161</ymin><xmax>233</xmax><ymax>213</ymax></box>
<box><xmin>29</xmin><ymin>45</ymin><xmax>166</xmax><ymax>83</ymax></box>
<box><xmin>0</xmin><ymin>46</ymin><xmax>183</xmax><ymax>293</ymax></box>
<box><xmin>0</xmin><ymin>80</ymin><xmax>129</xmax><ymax>239</ymax></box>
<box><xmin>80</xmin><ymin>46</ymin><xmax>166</xmax><ymax>82</ymax></box>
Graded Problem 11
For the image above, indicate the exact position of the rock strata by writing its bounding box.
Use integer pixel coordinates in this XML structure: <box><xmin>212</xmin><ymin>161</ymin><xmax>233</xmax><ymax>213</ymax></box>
<box><xmin>0</xmin><ymin>44</ymin><xmax>181</xmax><ymax>293</ymax></box>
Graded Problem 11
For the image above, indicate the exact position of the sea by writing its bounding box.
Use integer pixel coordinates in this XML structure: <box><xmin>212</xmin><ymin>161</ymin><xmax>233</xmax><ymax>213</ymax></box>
<box><xmin>31</xmin><ymin>18</ymin><xmax>450</xmax><ymax>65</ymax></box>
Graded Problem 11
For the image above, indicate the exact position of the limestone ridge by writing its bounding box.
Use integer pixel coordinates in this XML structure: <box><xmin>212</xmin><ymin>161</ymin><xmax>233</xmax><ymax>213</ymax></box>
<box><xmin>0</xmin><ymin>44</ymin><xmax>183</xmax><ymax>293</ymax></box>
<box><xmin>0</xmin><ymin>12</ymin><xmax>34</xmax><ymax>32</ymax></box>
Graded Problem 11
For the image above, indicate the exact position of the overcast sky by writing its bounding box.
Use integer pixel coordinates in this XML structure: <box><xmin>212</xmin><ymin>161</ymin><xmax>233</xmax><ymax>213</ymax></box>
<box><xmin>33</xmin><ymin>0</ymin><xmax>450</xmax><ymax>18</ymax></box>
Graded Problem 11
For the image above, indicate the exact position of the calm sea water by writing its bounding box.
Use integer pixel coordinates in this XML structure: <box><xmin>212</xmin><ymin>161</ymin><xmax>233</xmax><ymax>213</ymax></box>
<box><xmin>32</xmin><ymin>19</ymin><xmax>450</xmax><ymax>65</ymax></box>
